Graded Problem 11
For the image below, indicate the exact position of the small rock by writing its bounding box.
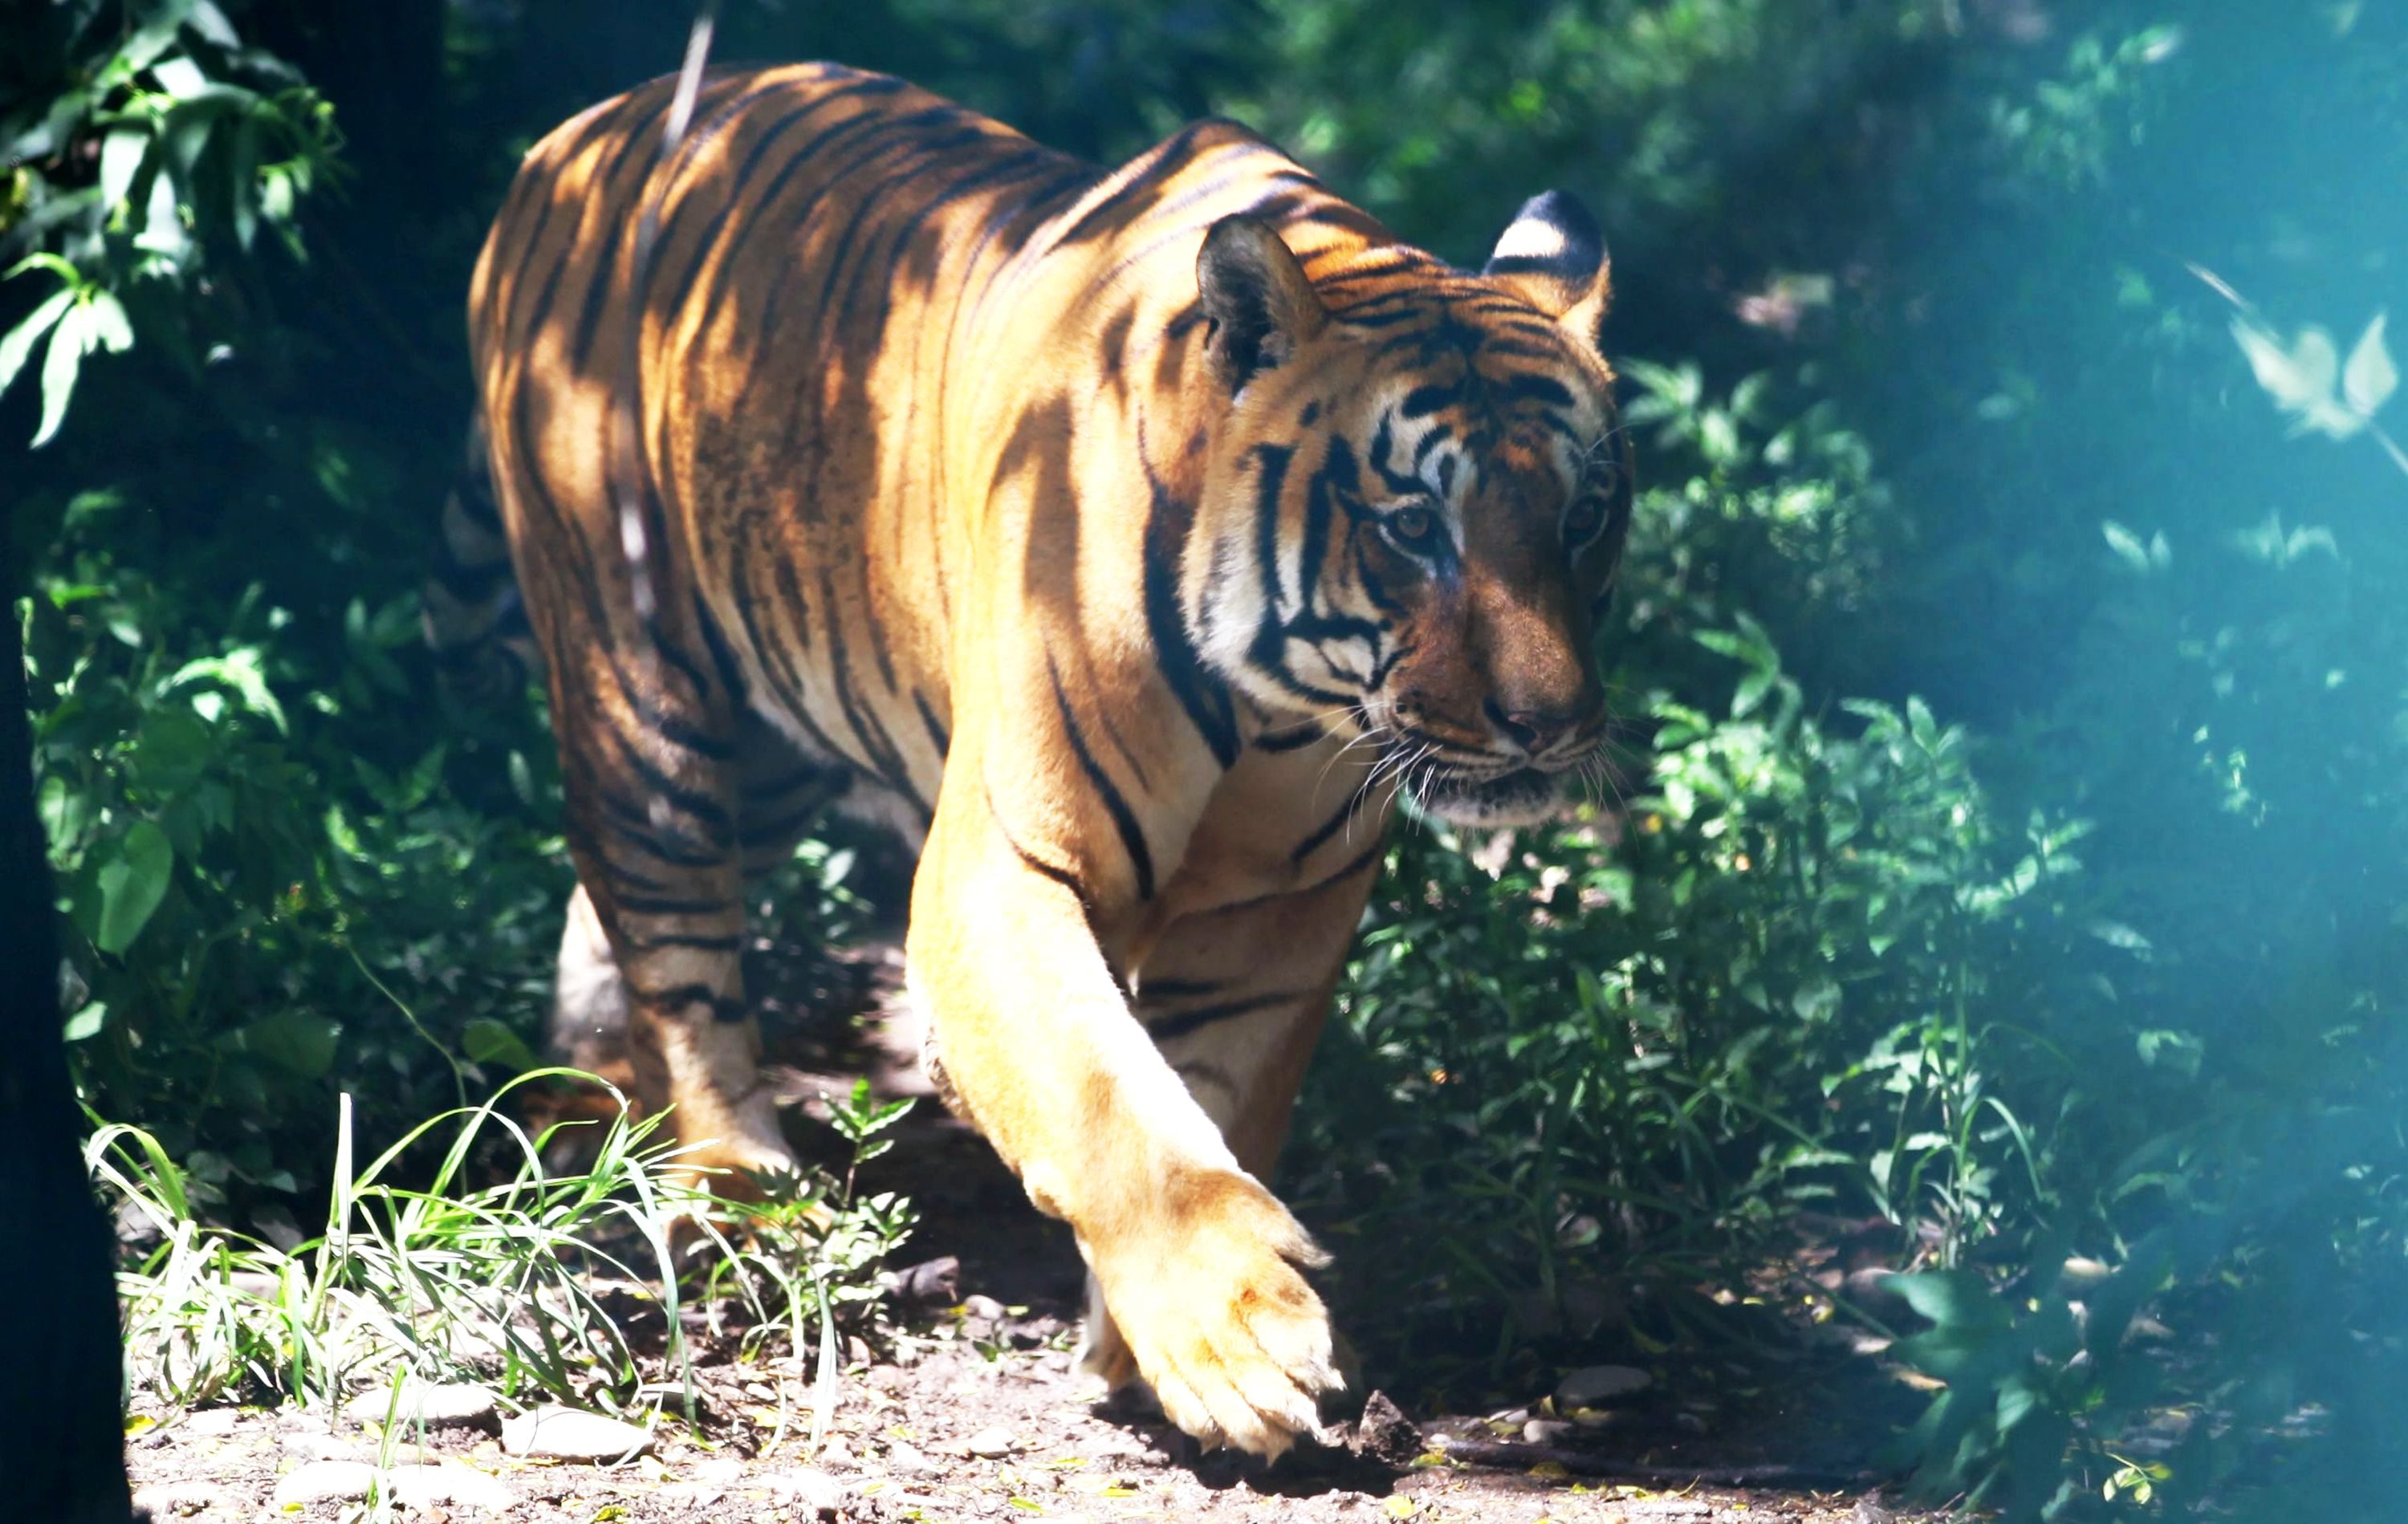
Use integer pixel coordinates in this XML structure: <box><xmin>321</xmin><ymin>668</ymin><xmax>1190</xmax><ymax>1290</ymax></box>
<box><xmin>1348</xmin><ymin>1390</ymin><xmax>1423</xmax><ymax>1467</ymax></box>
<box><xmin>882</xmin><ymin>1255</ymin><xmax>962</xmax><ymax>1309</ymax></box>
<box><xmin>690</xmin><ymin>1457</ymin><xmax>747</xmax><ymax>1485</ymax></box>
<box><xmin>500</xmin><ymin>1404</ymin><xmax>654</xmax><ymax>1462</ymax></box>
<box><xmin>395</xmin><ymin>1377</ymin><xmax>498</xmax><ymax>1425</ymax></box>
<box><xmin>281</xmin><ymin>1432</ymin><xmax>363</xmax><ymax>1463</ymax></box>
<box><xmin>884</xmin><ymin>1440</ymin><xmax>938</xmax><ymax>1473</ymax></box>
<box><xmin>961</xmin><ymin>1293</ymin><xmax>1007</xmax><ymax>1322</ymax></box>
<box><xmin>388</xmin><ymin>1462</ymin><xmax>515</xmax><ymax>1514</ymax></box>
<box><xmin>275</xmin><ymin>1460</ymin><xmax>376</xmax><ymax>1508</ymax></box>
<box><xmin>966</xmin><ymin>1425</ymin><xmax>1019</xmax><ymax>1457</ymax></box>
<box><xmin>766</xmin><ymin>1467</ymin><xmax>851</xmax><ymax>1516</ymax></box>
<box><xmin>1553</xmin><ymin>1364</ymin><xmax>1651</xmax><ymax>1409</ymax></box>
<box><xmin>180</xmin><ymin>1407</ymin><xmax>240</xmax><ymax>1437</ymax></box>
<box><xmin>1522</xmin><ymin>1418</ymin><xmax>1576</xmax><ymax>1445</ymax></box>
<box><xmin>132</xmin><ymin>1481</ymin><xmax>231</xmax><ymax>1517</ymax></box>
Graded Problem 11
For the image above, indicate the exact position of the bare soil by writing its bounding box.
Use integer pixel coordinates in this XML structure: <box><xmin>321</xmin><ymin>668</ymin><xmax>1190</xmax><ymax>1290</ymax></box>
<box><xmin>122</xmin><ymin>923</ymin><xmax>1943</xmax><ymax>1523</ymax></box>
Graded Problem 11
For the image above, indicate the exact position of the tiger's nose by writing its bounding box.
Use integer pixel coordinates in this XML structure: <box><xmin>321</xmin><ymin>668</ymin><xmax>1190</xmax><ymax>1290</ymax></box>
<box><xmin>1486</xmin><ymin>698</ymin><xmax>1596</xmax><ymax>757</ymax></box>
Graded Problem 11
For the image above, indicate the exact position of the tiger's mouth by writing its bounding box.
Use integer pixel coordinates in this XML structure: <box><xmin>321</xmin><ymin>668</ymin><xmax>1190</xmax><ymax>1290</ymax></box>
<box><xmin>1389</xmin><ymin>754</ymin><xmax>1592</xmax><ymax>827</ymax></box>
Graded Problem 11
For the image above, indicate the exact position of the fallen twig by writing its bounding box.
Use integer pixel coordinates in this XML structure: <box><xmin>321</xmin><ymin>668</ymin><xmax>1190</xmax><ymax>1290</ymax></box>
<box><xmin>1434</xmin><ymin>1434</ymin><xmax>1884</xmax><ymax>1493</ymax></box>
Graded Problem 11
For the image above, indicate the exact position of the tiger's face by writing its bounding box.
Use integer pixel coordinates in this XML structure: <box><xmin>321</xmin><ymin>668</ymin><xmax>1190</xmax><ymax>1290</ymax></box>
<box><xmin>1190</xmin><ymin>193</ymin><xmax>1630</xmax><ymax>827</ymax></box>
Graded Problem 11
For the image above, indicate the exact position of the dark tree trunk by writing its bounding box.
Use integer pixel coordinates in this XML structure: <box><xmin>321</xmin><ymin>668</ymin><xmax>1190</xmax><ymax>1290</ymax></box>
<box><xmin>0</xmin><ymin>522</ymin><xmax>132</xmax><ymax>1518</ymax></box>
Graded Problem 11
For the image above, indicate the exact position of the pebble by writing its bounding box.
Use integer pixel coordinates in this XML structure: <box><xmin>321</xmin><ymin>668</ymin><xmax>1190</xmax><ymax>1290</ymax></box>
<box><xmin>348</xmin><ymin>1381</ymin><xmax>501</xmax><ymax>1430</ymax></box>
<box><xmin>499</xmin><ymin>1404</ymin><xmax>655</xmax><ymax>1461</ymax></box>
<box><xmin>400</xmin><ymin>1377</ymin><xmax>503</xmax><ymax>1425</ymax></box>
<box><xmin>180</xmin><ymin>1408</ymin><xmax>240</xmax><ymax>1437</ymax></box>
<box><xmin>1553</xmin><ymin>1363</ymin><xmax>1651</xmax><ymax>1409</ymax></box>
<box><xmin>1523</xmin><ymin>1418</ymin><xmax>1576</xmax><ymax>1444</ymax></box>
<box><xmin>966</xmin><ymin>1425</ymin><xmax>1019</xmax><ymax>1457</ymax></box>
<box><xmin>274</xmin><ymin>1460</ymin><xmax>376</xmax><ymax>1507</ymax></box>
<box><xmin>131</xmin><ymin>1481</ymin><xmax>231</xmax><ymax>1516</ymax></box>
<box><xmin>389</xmin><ymin>1462</ymin><xmax>515</xmax><ymax>1514</ymax></box>
<box><xmin>766</xmin><ymin>1467</ymin><xmax>852</xmax><ymax>1516</ymax></box>
<box><xmin>280</xmin><ymin>1432</ymin><xmax>362</xmax><ymax>1462</ymax></box>
<box><xmin>961</xmin><ymin>1293</ymin><xmax>1007</xmax><ymax>1322</ymax></box>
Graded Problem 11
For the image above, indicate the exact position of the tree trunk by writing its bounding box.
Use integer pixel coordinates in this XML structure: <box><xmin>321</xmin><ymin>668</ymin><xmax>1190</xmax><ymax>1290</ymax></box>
<box><xmin>0</xmin><ymin>525</ymin><xmax>132</xmax><ymax>1519</ymax></box>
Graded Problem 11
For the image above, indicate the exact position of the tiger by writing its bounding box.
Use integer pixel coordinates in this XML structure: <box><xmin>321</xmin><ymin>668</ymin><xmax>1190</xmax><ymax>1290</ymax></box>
<box><xmin>431</xmin><ymin>60</ymin><xmax>1633</xmax><ymax>1458</ymax></box>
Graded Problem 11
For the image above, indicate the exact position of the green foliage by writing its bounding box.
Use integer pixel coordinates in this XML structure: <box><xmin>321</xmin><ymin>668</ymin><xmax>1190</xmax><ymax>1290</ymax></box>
<box><xmin>21</xmin><ymin>479</ymin><xmax>567</xmax><ymax>1200</ymax></box>
<box><xmin>13</xmin><ymin>5</ymin><xmax>2408</xmax><ymax>1521</ymax></box>
<box><xmin>2</xmin><ymin>0</ymin><xmax>340</xmax><ymax>441</ymax></box>
<box><xmin>92</xmin><ymin>1074</ymin><xmax>912</xmax><ymax>1416</ymax></box>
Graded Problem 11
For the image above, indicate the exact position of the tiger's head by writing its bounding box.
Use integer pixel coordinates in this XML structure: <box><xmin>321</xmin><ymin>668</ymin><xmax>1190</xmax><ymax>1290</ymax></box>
<box><xmin>1187</xmin><ymin>191</ymin><xmax>1631</xmax><ymax>827</ymax></box>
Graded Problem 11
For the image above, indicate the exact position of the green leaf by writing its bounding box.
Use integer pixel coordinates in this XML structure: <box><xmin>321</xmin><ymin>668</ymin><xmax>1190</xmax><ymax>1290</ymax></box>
<box><xmin>167</xmin><ymin>648</ymin><xmax>287</xmax><ymax>733</ymax></box>
<box><xmin>38</xmin><ymin>774</ymin><xmax>91</xmax><ymax>852</ymax></box>
<box><xmin>1888</xmin><ymin>1269</ymin><xmax>2010</xmax><ymax>1332</ymax></box>
<box><xmin>99</xmin><ymin>127</ymin><xmax>153</xmax><ymax>214</ymax></box>
<box><xmin>0</xmin><ymin>287</ymin><xmax>76</xmax><ymax>396</ymax></box>
<box><xmin>2101</xmin><ymin>520</ymin><xmax>2150</xmax><ymax>571</ymax></box>
<box><xmin>462</xmin><ymin>1018</ymin><xmax>539</xmax><ymax>1073</ymax></box>
<box><xmin>63</xmin><ymin>1002</ymin><xmax>108</xmax><ymax>1042</ymax></box>
<box><xmin>33</xmin><ymin>301</ymin><xmax>92</xmax><ymax>446</ymax></box>
<box><xmin>95</xmin><ymin>820</ymin><xmax>174</xmax><ymax>953</ymax></box>
<box><xmin>2344</xmin><ymin>312</ymin><xmax>2396</xmax><ymax>417</ymax></box>
<box><xmin>85</xmin><ymin>291</ymin><xmax>134</xmax><ymax>354</ymax></box>
<box><xmin>225</xmin><ymin>1010</ymin><xmax>341</xmax><ymax>1078</ymax></box>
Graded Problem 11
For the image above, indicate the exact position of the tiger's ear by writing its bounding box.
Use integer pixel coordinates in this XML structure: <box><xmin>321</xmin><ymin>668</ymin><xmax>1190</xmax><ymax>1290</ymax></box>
<box><xmin>1483</xmin><ymin>190</ymin><xmax>1610</xmax><ymax>349</ymax></box>
<box><xmin>1198</xmin><ymin>216</ymin><xmax>1326</xmax><ymax>392</ymax></box>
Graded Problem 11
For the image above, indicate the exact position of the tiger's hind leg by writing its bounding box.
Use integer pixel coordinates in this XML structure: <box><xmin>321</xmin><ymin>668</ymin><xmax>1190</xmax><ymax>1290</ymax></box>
<box><xmin>541</xmin><ymin>706</ymin><xmax>852</xmax><ymax>1179</ymax></box>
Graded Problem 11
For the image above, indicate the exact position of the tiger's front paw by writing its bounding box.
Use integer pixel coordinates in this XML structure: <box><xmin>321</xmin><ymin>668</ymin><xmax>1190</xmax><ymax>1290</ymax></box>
<box><xmin>1084</xmin><ymin>1168</ymin><xmax>1343</xmax><ymax>1458</ymax></box>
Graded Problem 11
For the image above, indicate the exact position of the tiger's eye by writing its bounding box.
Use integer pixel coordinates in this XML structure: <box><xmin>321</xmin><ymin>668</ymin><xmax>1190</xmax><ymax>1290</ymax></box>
<box><xmin>1385</xmin><ymin>504</ymin><xmax>1442</xmax><ymax>553</ymax></box>
<box><xmin>1564</xmin><ymin>491</ymin><xmax>1609</xmax><ymax>546</ymax></box>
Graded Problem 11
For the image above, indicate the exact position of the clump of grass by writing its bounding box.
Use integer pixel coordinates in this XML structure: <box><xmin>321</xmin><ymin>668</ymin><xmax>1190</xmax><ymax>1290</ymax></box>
<box><xmin>92</xmin><ymin>1069</ymin><xmax>915</xmax><ymax>1432</ymax></box>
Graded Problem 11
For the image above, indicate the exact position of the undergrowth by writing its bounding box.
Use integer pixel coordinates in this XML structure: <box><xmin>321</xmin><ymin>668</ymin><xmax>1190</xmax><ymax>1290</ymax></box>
<box><xmin>93</xmin><ymin>1072</ymin><xmax>916</xmax><ymax>1442</ymax></box>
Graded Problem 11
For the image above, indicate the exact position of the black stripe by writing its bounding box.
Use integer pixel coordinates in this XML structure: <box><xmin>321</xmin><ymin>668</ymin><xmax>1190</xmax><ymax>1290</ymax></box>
<box><xmin>1291</xmin><ymin>777</ymin><xmax>1375</xmax><ymax>864</ymax></box>
<box><xmin>1047</xmin><ymin>652</ymin><xmax>1155</xmax><ymax>901</ymax></box>
<box><xmin>1138</xmin><ymin>976</ymin><xmax>1228</xmax><ymax>1000</ymax></box>
<box><xmin>983</xmin><ymin>775</ymin><xmax>1092</xmax><ymax>904</ymax></box>
<box><xmin>1295</xmin><ymin>437</ymin><xmax>1355</xmax><ymax>608</ymax></box>
<box><xmin>568</xmin><ymin>74</ymin><xmax>759</xmax><ymax>369</ymax></box>
<box><xmin>1499</xmin><ymin>372</ymin><xmax>1576</xmax><ymax>408</ymax></box>
<box><xmin>1146</xmin><ymin>990</ymin><xmax>1301</xmax><ymax>1041</ymax></box>
<box><xmin>612</xmin><ymin>892</ymin><xmax>735</xmax><ymax>918</ymax></box>
<box><xmin>629</xmin><ymin>981</ymin><xmax>748</xmax><ymax>1023</ymax></box>
<box><xmin>593</xmin><ymin>718</ymin><xmax>734</xmax><ymax>841</ymax></box>
<box><xmin>1254</xmin><ymin>721</ymin><xmax>1328</xmax><ymax>753</ymax></box>
<box><xmin>621</xmin><ymin>931</ymin><xmax>745</xmax><ymax>954</ymax></box>
<box><xmin>818</xmin><ymin>567</ymin><xmax>928</xmax><ymax>813</ymax></box>
<box><xmin>1141</xmin><ymin>462</ymin><xmax>1239</xmax><ymax>767</ymax></box>
<box><xmin>914</xmin><ymin>691</ymin><xmax>951</xmax><ymax>758</ymax></box>
<box><xmin>1252</xmin><ymin>443</ymin><xmax>1293</xmax><ymax>616</ymax></box>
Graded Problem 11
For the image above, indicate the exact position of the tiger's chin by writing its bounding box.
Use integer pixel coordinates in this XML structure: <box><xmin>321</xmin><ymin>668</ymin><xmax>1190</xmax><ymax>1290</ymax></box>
<box><xmin>1405</xmin><ymin>765</ymin><xmax>1580</xmax><ymax>828</ymax></box>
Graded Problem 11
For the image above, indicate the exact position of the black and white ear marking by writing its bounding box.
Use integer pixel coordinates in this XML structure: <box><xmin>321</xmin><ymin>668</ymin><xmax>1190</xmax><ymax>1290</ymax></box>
<box><xmin>1198</xmin><ymin>215</ymin><xmax>1327</xmax><ymax>392</ymax></box>
<box><xmin>1483</xmin><ymin>189</ymin><xmax>1611</xmax><ymax>347</ymax></box>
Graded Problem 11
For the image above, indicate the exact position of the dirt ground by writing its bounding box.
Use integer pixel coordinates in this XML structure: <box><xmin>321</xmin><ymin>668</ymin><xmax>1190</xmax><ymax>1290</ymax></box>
<box><xmin>120</xmin><ymin>930</ymin><xmax>1945</xmax><ymax>1524</ymax></box>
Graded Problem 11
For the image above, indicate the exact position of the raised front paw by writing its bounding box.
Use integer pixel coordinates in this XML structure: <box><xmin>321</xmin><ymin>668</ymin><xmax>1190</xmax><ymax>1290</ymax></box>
<box><xmin>1082</xmin><ymin>1168</ymin><xmax>1343</xmax><ymax>1458</ymax></box>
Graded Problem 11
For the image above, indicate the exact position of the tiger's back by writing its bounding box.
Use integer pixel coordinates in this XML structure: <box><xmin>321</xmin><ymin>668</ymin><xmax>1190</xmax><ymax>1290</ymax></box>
<box><xmin>469</xmin><ymin>63</ymin><xmax>1389</xmax><ymax>830</ymax></box>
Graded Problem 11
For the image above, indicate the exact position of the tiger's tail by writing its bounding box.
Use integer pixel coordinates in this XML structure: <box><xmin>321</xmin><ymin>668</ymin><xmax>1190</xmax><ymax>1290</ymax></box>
<box><xmin>421</xmin><ymin>414</ymin><xmax>540</xmax><ymax>704</ymax></box>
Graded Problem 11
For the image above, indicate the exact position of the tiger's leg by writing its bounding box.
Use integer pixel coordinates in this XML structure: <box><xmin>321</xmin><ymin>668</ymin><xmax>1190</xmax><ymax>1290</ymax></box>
<box><xmin>1075</xmin><ymin>857</ymin><xmax>1385</xmax><ymax>1407</ymax></box>
<box><xmin>501</xmin><ymin>509</ymin><xmax>796</xmax><ymax>1189</ymax></box>
<box><xmin>542</xmin><ymin>716</ymin><xmax>845</xmax><ymax>1167</ymax></box>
